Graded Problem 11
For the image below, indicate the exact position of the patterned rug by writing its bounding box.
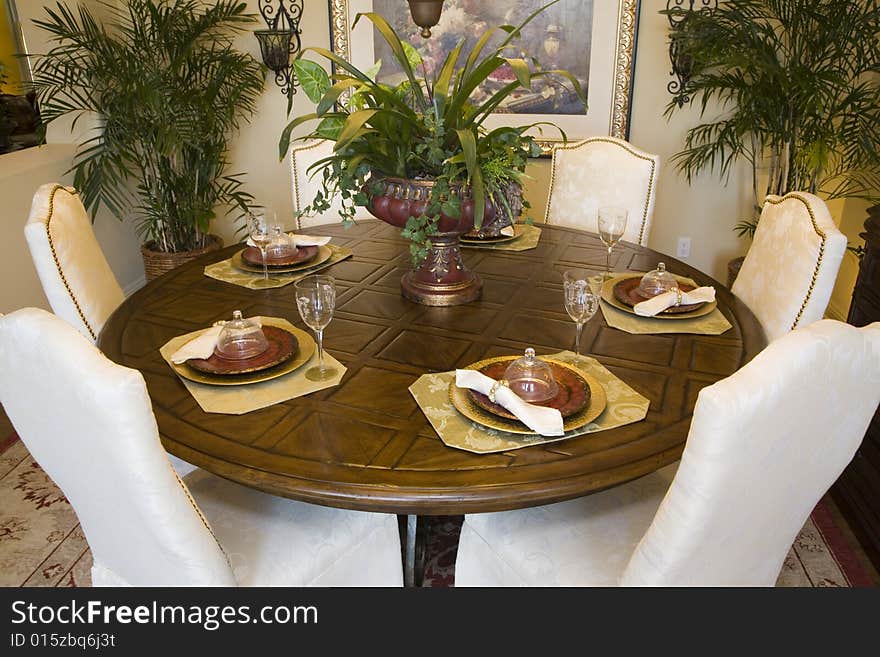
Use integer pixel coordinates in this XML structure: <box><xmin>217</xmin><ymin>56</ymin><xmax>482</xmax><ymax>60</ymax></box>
<box><xmin>1</xmin><ymin>432</ymin><xmax>875</xmax><ymax>587</ymax></box>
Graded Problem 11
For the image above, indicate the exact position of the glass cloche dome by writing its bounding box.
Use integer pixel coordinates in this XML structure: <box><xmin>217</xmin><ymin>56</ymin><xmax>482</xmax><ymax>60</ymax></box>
<box><xmin>215</xmin><ymin>310</ymin><xmax>268</xmax><ymax>360</ymax></box>
<box><xmin>637</xmin><ymin>262</ymin><xmax>679</xmax><ymax>298</ymax></box>
<box><xmin>503</xmin><ymin>348</ymin><xmax>559</xmax><ymax>403</ymax></box>
<box><xmin>266</xmin><ymin>225</ymin><xmax>297</xmax><ymax>260</ymax></box>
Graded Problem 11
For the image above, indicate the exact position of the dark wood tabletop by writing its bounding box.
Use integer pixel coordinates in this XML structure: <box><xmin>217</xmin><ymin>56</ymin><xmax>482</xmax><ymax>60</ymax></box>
<box><xmin>98</xmin><ymin>220</ymin><xmax>766</xmax><ymax>515</ymax></box>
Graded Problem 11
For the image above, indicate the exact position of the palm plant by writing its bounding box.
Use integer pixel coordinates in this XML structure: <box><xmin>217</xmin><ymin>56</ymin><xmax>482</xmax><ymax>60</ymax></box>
<box><xmin>32</xmin><ymin>0</ymin><xmax>264</xmax><ymax>253</ymax></box>
<box><xmin>279</xmin><ymin>0</ymin><xmax>584</xmax><ymax>261</ymax></box>
<box><xmin>664</xmin><ymin>0</ymin><xmax>880</xmax><ymax>236</ymax></box>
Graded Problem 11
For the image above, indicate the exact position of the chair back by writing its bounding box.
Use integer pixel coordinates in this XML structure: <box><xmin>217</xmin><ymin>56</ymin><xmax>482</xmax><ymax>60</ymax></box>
<box><xmin>544</xmin><ymin>136</ymin><xmax>659</xmax><ymax>246</ymax></box>
<box><xmin>622</xmin><ymin>319</ymin><xmax>880</xmax><ymax>585</ymax></box>
<box><xmin>24</xmin><ymin>184</ymin><xmax>124</xmax><ymax>342</ymax></box>
<box><xmin>0</xmin><ymin>308</ymin><xmax>235</xmax><ymax>586</ymax></box>
<box><xmin>291</xmin><ymin>139</ymin><xmax>344</xmax><ymax>230</ymax></box>
<box><xmin>732</xmin><ymin>192</ymin><xmax>846</xmax><ymax>342</ymax></box>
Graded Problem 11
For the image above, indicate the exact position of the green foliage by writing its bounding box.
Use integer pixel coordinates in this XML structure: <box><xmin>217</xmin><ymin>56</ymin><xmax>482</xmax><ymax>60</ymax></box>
<box><xmin>32</xmin><ymin>0</ymin><xmax>264</xmax><ymax>253</ymax></box>
<box><xmin>279</xmin><ymin>0</ymin><xmax>585</xmax><ymax>261</ymax></box>
<box><xmin>663</xmin><ymin>0</ymin><xmax>880</xmax><ymax>235</ymax></box>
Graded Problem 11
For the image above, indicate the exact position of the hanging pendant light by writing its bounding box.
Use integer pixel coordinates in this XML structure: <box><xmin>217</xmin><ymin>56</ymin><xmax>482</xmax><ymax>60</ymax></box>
<box><xmin>407</xmin><ymin>0</ymin><xmax>445</xmax><ymax>38</ymax></box>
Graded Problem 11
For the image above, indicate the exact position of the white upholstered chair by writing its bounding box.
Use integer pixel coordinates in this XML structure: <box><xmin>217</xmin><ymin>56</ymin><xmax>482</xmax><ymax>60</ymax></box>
<box><xmin>732</xmin><ymin>192</ymin><xmax>847</xmax><ymax>342</ymax></box>
<box><xmin>24</xmin><ymin>183</ymin><xmax>124</xmax><ymax>342</ymax></box>
<box><xmin>544</xmin><ymin>136</ymin><xmax>660</xmax><ymax>246</ymax></box>
<box><xmin>24</xmin><ymin>184</ymin><xmax>197</xmax><ymax>477</ymax></box>
<box><xmin>455</xmin><ymin>319</ymin><xmax>880</xmax><ymax>586</ymax></box>
<box><xmin>291</xmin><ymin>139</ymin><xmax>343</xmax><ymax>230</ymax></box>
<box><xmin>0</xmin><ymin>308</ymin><xmax>404</xmax><ymax>587</ymax></box>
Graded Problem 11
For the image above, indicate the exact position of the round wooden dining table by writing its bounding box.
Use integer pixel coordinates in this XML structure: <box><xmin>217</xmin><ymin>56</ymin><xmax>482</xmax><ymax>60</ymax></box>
<box><xmin>98</xmin><ymin>220</ymin><xmax>766</xmax><ymax>585</ymax></box>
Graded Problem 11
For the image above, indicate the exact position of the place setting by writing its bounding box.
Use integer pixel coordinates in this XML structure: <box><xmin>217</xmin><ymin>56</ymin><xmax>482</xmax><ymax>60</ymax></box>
<box><xmin>408</xmin><ymin>269</ymin><xmax>650</xmax><ymax>454</ymax></box>
<box><xmin>158</xmin><ymin>275</ymin><xmax>345</xmax><ymax>414</ymax></box>
<box><xmin>458</xmin><ymin>222</ymin><xmax>542</xmax><ymax>252</ymax></box>
<box><xmin>203</xmin><ymin>211</ymin><xmax>353</xmax><ymax>290</ymax></box>
<box><xmin>596</xmin><ymin>262</ymin><xmax>732</xmax><ymax>335</ymax></box>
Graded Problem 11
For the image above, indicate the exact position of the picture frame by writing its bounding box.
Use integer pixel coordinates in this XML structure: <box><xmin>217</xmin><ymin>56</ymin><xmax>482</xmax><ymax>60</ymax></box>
<box><xmin>327</xmin><ymin>0</ymin><xmax>640</xmax><ymax>155</ymax></box>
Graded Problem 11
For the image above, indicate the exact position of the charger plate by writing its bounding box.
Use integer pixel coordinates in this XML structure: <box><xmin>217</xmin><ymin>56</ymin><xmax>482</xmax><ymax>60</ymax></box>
<box><xmin>241</xmin><ymin>244</ymin><xmax>319</xmax><ymax>268</ymax></box>
<box><xmin>171</xmin><ymin>319</ymin><xmax>315</xmax><ymax>386</ymax></box>
<box><xmin>467</xmin><ymin>356</ymin><xmax>590</xmax><ymax>420</ymax></box>
<box><xmin>601</xmin><ymin>274</ymin><xmax>717</xmax><ymax>320</ymax></box>
<box><xmin>449</xmin><ymin>356</ymin><xmax>607</xmax><ymax>435</ymax></box>
<box><xmin>187</xmin><ymin>325</ymin><xmax>297</xmax><ymax>375</ymax></box>
<box><xmin>231</xmin><ymin>244</ymin><xmax>332</xmax><ymax>274</ymax></box>
<box><xmin>460</xmin><ymin>225</ymin><xmax>522</xmax><ymax>245</ymax></box>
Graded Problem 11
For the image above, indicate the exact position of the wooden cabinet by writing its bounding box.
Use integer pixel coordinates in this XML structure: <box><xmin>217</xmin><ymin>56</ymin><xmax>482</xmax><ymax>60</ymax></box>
<box><xmin>835</xmin><ymin>204</ymin><xmax>880</xmax><ymax>570</ymax></box>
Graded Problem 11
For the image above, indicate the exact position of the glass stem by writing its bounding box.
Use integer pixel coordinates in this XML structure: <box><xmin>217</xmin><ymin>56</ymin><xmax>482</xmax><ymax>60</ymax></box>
<box><xmin>575</xmin><ymin>322</ymin><xmax>583</xmax><ymax>355</ymax></box>
<box><xmin>316</xmin><ymin>328</ymin><xmax>325</xmax><ymax>371</ymax></box>
<box><xmin>260</xmin><ymin>247</ymin><xmax>268</xmax><ymax>281</ymax></box>
<box><xmin>605</xmin><ymin>246</ymin><xmax>612</xmax><ymax>280</ymax></box>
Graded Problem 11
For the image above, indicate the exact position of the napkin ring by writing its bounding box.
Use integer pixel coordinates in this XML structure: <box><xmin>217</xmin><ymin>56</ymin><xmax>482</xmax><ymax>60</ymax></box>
<box><xmin>488</xmin><ymin>379</ymin><xmax>509</xmax><ymax>403</ymax></box>
<box><xmin>674</xmin><ymin>288</ymin><xmax>683</xmax><ymax>307</ymax></box>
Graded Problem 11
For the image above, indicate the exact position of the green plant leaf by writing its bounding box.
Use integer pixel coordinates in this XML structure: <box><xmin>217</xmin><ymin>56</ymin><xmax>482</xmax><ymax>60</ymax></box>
<box><xmin>502</xmin><ymin>58</ymin><xmax>531</xmax><ymax>90</ymax></box>
<box><xmin>335</xmin><ymin>109</ymin><xmax>378</xmax><ymax>150</ymax></box>
<box><xmin>316</xmin><ymin>78</ymin><xmax>362</xmax><ymax>115</ymax></box>
<box><xmin>293</xmin><ymin>59</ymin><xmax>331</xmax><ymax>104</ymax></box>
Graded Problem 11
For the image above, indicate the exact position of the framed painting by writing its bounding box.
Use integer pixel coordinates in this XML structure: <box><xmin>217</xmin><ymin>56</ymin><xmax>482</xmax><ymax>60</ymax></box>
<box><xmin>327</xmin><ymin>0</ymin><xmax>640</xmax><ymax>154</ymax></box>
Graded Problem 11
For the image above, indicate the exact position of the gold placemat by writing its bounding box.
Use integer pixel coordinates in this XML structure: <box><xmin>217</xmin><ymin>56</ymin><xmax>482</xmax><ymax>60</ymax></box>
<box><xmin>409</xmin><ymin>350</ymin><xmax>649</xmax><ymax>454</ymax></box>
<box><xmin>460</xmin><ymin>224</ymin><xmax>541</xmax><ymax>251</ymax></box>
<box><xmin>159</xmin><ymin>317</ymin><xmax>346</xmax><ymax>414</ymax></box>
<box><xmin>595</xmin><ymin>272</ymin><xmax>733</xmax><ymax>336</ymax></box>
<box><xmin>203</xmin><ymin>244</ymin><xmax>352</xmax><ymax>289</ymax></box>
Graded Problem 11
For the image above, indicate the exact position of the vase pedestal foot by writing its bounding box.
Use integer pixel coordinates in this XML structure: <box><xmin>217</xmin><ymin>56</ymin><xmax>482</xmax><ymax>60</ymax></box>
<box><xmin>400</xmin><ymin>270</ymin><xmax>482</xmax><ymax>306</ymax></box>
<box><xmin>400</xmin><ymin>231</ymin><xmax>482</xmax><ymax>306</ymax></box>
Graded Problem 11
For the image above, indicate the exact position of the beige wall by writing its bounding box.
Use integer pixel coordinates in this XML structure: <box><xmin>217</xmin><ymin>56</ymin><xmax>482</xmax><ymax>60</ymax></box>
<box><xmin>0</xmin><ymin>0</ymin><xmax>868</xmax><ymax>316</ymax></box>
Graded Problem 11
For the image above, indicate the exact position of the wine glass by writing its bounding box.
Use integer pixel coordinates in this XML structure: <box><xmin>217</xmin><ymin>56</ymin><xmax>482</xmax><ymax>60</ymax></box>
<box><xmin>295</xmin><ymin>275</ymin><xmax>338</xmax><ymax>382</ymax></box>
<box><xmin>248</xmin><ymin>211</ymin><xmax>279</xmax><ymax>288</ymax></box>
<box><xmin>563</xmin><ymin>270</ymin><xmax>599</xmax><ymax>356</ymax></box>
<box><xmin>598</xmin><ymin>206</ymin><xmax>628</xmax><ymax>281</ymax></box>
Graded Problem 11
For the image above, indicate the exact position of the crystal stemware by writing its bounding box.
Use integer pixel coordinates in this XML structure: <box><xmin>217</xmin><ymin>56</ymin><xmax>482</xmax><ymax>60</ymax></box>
<box><xmin>248</xmin><ymin>211</ymin><xmax>279</xmax><ymax>288</ymax></box>
<box><xmin>598</xmin><ymin>206</ymin><xmax>628</xmax><ymax>281</ymax></box>
<box><xmin>563</xmin><ymin>270</ymin><xmax>599</xmax><ymax>356</ymax></box>
<box><xmin>295</xmin><ymin>275</ymin><xmax>338</xmax><ymax>382</ymax></box>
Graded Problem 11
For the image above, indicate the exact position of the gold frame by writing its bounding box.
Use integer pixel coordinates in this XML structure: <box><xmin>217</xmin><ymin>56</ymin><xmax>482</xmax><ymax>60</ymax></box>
<box><xmin>328</xmin><ymin>0</ymin><xmax>640</xmax><ymax>153</ymax></box>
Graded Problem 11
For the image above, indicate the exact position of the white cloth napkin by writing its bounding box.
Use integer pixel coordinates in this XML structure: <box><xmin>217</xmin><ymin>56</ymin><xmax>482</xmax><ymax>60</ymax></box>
<box><xmin>633</xmin><ymin>286</ymin><xmax>716</xmax><ymax>317</ymax></box>
<box><xmin>246</xmin><ymin>233</ymin><xmax>331</xmax><ymax>247</ymax></box>
<box><xmin>170</xmin><ymin>318</ymin><xmax>262</xmax><ymax>363</ymax></box>
<box><xmin>455</xmin><ymin>369</ymin><xmax>564</xmax><ymax>436</ymax></box>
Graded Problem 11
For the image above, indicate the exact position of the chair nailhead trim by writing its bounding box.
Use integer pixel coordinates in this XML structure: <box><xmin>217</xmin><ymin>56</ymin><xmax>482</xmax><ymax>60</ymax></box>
<box><xmin>764</xmin><ymin>193</ymin><xmax>827</xmax><ymax>331</ymax></box>
<box><xmin>43</xmin><ymin>185</ymin><xmax>97</xmax><ymax>341</ymax></box>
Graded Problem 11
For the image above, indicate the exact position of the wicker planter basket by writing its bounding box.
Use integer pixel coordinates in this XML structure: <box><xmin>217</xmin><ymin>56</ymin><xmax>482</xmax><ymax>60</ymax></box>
<box><xmin>141</xmin><ymin>234</ymin><xmax>223</xmax><ymax>282</ymax></box>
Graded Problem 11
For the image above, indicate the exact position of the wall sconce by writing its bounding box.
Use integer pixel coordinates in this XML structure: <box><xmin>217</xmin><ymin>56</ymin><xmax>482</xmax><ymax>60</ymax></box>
<box><xmin>254</xmin><ymin>0</ymin><xmax>304</xmax><ymax>107</ymax></box>
<box><xmin>407</xmin><ymin>0</ymin><xmax>445</xmax><ymax>38</ymax></box>
<box><xmin>666</xmin><ymin>0</ymin><xmax>717</xmax><ymax>107</ymax></box>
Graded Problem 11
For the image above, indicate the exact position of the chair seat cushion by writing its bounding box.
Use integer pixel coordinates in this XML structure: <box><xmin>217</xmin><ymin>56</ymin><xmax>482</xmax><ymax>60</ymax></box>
<box><xmin>456</xmin><ymin>464</ymin><xmax>677</xmax><ymax>586</ymax></box>
<box><xmin>184</xmin><ymin>470</ymin><xmax>403</xmax><ymax>586</ymax></box>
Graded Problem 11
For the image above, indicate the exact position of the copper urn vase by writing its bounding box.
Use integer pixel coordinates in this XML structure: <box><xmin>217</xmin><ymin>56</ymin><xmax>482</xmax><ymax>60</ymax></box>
<box><xmin>365</xmin><ymin>177</ymin><xmax>521</xmax><ymax>306</ymax></box>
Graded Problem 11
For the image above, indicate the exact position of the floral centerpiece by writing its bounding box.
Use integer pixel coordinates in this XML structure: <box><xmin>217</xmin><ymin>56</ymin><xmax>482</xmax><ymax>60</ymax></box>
<box><xmin>279</xmin><ymin>0</ymin><xmax>584</xmax><ymax>305</ymax></box>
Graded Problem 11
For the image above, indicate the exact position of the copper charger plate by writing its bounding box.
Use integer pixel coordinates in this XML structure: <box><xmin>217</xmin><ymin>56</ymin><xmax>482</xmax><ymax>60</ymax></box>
<box><xmin>468</xmin><ymin>359</ymin><xmax>590</xmax><ymax>420</ymax></box>
<box><xmin>460</xmin><ymin>225</ymin><xmax>521</xmax><ymax>245</ymax></box>
<box><xmin>241</xmin><ymin>244</ymin><xmax>318</xmax><ymax>268</ymax></box>
<box><xmin>171</xmin><ymin>320</ymin><xmax>316</xmax><ymax>386</ymax></box>
<box><xmin>186</xmin><ymin>325</ymin><xmax>297</xmax><ymax>375</ymax></box>
<box><xmin>231</xmin><ymin>244</ymin><xmax>332</xmax><ymax>274</ymax></box>
<box><xmin>601</xmin><ymin>274</ymin><xmax>717</xmax><ymax>320</ymax></box>
<box><xmin>448</xmin><ymin>356</ymin><xmax>607</xmax><ymax>435</ymax></box>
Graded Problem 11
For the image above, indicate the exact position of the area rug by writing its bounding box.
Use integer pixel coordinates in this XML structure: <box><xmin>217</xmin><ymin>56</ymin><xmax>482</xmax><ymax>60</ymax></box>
<box><xmin>1</xmin><ymin>432</ymin><xmax>875</xmax><ymax>588</ymax></box>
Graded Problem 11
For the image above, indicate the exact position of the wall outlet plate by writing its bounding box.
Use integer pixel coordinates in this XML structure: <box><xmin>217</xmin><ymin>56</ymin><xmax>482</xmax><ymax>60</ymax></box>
<box><xmin>677</xmin><ymin>237</ymin><xmax>692</xmax><ymax>259</ymax></box>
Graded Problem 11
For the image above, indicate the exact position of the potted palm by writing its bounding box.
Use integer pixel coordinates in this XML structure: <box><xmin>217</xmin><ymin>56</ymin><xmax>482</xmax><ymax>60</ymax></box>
<box><xmin>32</xmin><ymin>0</ymin><xmax>265</xmax><ymax>280</ymax></box>
<box><xmin>663</xmin><ymin>0</ymin><xmax>880</xmax><ymax>282</ymax></box>
<box><xmin>279</xmin><ymin>0</ymin><xmax>584</xmax><ymax>305</ymax></box>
